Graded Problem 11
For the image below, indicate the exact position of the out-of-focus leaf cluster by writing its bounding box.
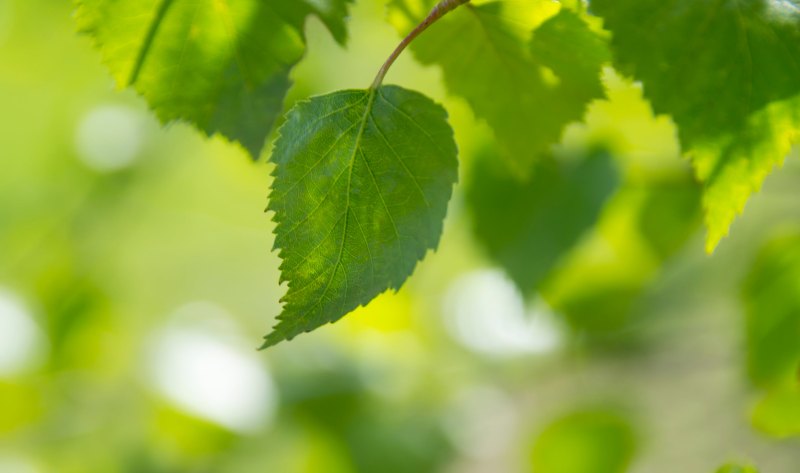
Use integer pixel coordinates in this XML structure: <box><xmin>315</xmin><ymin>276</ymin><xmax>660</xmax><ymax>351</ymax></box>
<box><xmin>0</xmin><ymin>0</ymin><xmax>798</xmax><ymax>472</ymax></box>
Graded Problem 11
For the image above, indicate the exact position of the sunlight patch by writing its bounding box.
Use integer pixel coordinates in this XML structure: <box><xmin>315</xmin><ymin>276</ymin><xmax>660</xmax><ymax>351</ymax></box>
<box><xmin>75</xmin><ymin>105</ymin><xmax>147</xmax><ymax>172</ymax></box>
<box><xmin>0</xmin><ymin>288</ymin><xmax>45</xmax><ymax>378</ymax></box>
<box><xmin>443</xmin><ymin>269</ymin><xmax>562</xmax><ymax>357</ymax></box>
<box><xmin>766</xmin><ymin>0</ymin><xmax>800</xmax><ymax>23</ymax></box>
<box><xmin>0</xmin><ymin>455</ymin><xmax>40</xmax><ymax>473</ymax></box>
<box><xmin>146</xmin><ymin>302</ymin><xmax>277</xmax><ymax>433</ymax></box>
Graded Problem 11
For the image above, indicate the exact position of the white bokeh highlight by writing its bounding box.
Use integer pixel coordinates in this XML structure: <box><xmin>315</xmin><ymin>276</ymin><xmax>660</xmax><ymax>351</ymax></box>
<box><xmin>767</xmin><ymin>0</ymin><xmax>800</xmax><ymax>23</ymax></box>
<box><xmin>146</xmin><ymin>302</ymin><xmax>277</xmax><ymax>433</ymax></box>
<box><xmin>0</xmin><ymin>288</ymin><xmax>45</xmax><ymax>377</ymax></box>
<box><xmin>443</xmin><ymin>269</ymin><xmax>562</xmax><ymax>357</ymax></box>
<box><xmin>0</xmin><ymin>455</ymin><xmax>41</xmax><ymax>473</ymax></box>
<box><xmin>75</xmin><ymin>105</ymin><xmax>146</xmax><ymax>172</ymax></box>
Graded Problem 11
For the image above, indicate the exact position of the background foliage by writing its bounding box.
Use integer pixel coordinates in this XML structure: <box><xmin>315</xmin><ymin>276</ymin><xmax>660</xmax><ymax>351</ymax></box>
<box><xmin>0</xmin><ymin>0</ymin><xmax>799</xmax><ymax>472</ymax></box>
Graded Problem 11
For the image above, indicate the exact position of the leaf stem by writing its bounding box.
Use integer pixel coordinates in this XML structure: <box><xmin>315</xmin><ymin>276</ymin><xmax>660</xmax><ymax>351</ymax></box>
<box><xmin>371</xmin><ymin>0</ymin><xmax>470</xmax><ymax>89</ymax></box>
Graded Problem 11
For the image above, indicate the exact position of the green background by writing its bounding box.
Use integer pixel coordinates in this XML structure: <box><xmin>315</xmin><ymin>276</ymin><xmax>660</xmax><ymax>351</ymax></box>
<box><xmin>0</xmin><ymin>0</ymin><xmax>798</xmax><ymax>471</ymax></box>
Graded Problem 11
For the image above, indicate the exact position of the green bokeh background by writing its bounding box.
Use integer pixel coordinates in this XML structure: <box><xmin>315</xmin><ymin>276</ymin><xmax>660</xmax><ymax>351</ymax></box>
<box><xmin>0</xmin><ymin>1</ymin><xmax>798</xmax><ymax>472</ymax></box>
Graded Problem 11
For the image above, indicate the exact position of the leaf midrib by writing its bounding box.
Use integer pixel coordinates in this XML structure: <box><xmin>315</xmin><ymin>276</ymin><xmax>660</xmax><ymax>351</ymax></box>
<box><xmin>128</xmin><ymin>0</ymin><xmax>175</xmax><ymax>85</ymax></box>
<box><xmin>295</xmin><ymin>88</ymin><xmax>378</xmax><ymax>324</ymax></box>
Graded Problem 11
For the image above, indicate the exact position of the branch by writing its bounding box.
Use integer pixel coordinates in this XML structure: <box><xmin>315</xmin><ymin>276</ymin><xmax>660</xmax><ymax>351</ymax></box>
<box><xmin>371</xmin><ymin>0</ymin><xmax>470</xmax><ymax>89</ymax></box>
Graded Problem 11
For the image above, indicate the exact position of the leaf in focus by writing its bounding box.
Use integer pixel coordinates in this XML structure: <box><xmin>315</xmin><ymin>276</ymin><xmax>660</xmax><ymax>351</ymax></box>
<box><xmin>743</xmin><ymin>232</ymin><xmax>800</xmax><ymax>437</ymax></box>
<box><xmin>466</xmin><ymin>148</ymin><xmax>618</xmax><ymax>295</ymax></box>
<box><xmin>529</xmin><ymin>408</ymin><xmax>638</xmax><ymax>473</ymax></box>
<box><xmin>388</xmin><ymin>1</ymin><xmax>609</xmax><ymax>172</ymax></box>
<box><xmin>74</xmin><ymin>0</ymin><xmax>353</xmax><ymax>158</ymax></box>
<box><xmin>590</xmin><ymin>0</ymin><xmax>800</xmax><ymax>251</ymax></box>
<box><xmin>264</xmin><ymin>85</ymin><xmax>458</xmax><ymax>347</ymax></box>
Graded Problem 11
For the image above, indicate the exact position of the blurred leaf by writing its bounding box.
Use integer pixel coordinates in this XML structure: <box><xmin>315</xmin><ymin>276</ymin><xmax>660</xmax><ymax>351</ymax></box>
<box><xmin>36</xmin><ymin>274</ymin><xmax>110</xmax><ymax>369</ymax></box>
<box><xmin>279</xmin><ymin>356</ymin><xmax>366</xmax><ymax>427</ymax></box>
<box><xmin>543</xmin><ymin>175</ymin><xmax>701</xmax><ymax>334</ymax></box>
<box><xmin>344</xmin><ymin>413</ymin><xmax>451</xmax><ymax>473</ymax></box>
<box><xmin>636</xmin><ymin>179</ymin><xmax>703</xmax><ymax>260</ymax></box>
<box><xmin>590</xmin><ymin>0</ymin><xmax>800</xmax><ymax>251</ymax></box>
<box><xmin>529</xmin><ymin>408</ymin><xmax>637</xmax><ymax>473</ymax></box>
<box><xmin>278</xmin><ymin>356</ymin><xmax>451</xmax><ymax>473</ymax></box>
<box><xmin>388</xmin><ymin>1</ymin><xmax>608</xmax><ymax>172</ymax></box>
<box><xmin>751</xmin><ymin>385</ymin><xmax>800</xmax><ymax>438</ymax></box>
<box><xmin>75</xmin><ymin>0</ymin><xmax>353</xmax><ymax>157</ymax></box>
<box><xmin>744</xmin><ymin>233</ymin><xmax>800</xmax><ymax>387</ymax></box>
<box><xmin>149</xmin><ymin>404</ymin><xmax>236</xmax><ymax>457</ymax></box>
<box><xmin>716</xmin><ymin>464</ymin><xmax>759</xmax><ymax>473</ymax></box>
<box><xmin>466</xmin><ymin>148</ymin><xmax>618</xmax><ymax>294</ymax></box>
<box><xmin>744</xmin><ymin>232</ymin><xmax>800</xmax><ymax>437</ymax></box>
<box><xmin>534</xmin><ymin>73</ymin><xmax>702</xmax><ymax>337</ymax></box>
<box><xmin>0</xmin><ymin>381</ymin><xmax>43</xmax><ymax>434</ymax></box>
<box><xmin>264</xmin><ymin>86</ymin><xmax>457</xmax><ymax>347</ymax></box>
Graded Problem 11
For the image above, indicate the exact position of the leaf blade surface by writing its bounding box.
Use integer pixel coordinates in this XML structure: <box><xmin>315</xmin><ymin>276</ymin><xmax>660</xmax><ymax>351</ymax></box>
<box><xmin>388</xmin><ymin>1</ymin><xmax>609</xmax><ymax>171</ymax></box>
<box><xmin>591</xmin><ymin>0</ymin><xmax>800</xmax><ymax>250</ymax></box>
<box><xmin>75</xmin><ymin>0</ymin><xmax>353</xmax><ymax>157</ymax></box>
<box><xmin>265</xmin><ymin>85</ymin><xmax>458</xmax><ymax>347</ymax></box>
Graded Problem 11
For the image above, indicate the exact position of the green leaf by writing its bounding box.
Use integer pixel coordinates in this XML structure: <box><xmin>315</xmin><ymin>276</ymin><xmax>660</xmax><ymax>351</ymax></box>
<box><xmin>74</xmin><ymin>0</ymin><xmax>353</xmax><ymax>158</ymax></box>
<box><xmin>590</xmin><ymin>0</ymin><xmax>800</xmax><ymax>251</ymax></box>
<box><xmin>529</xmin><ymin>408</ymin><xmax>638</xmax><ymax>473</ymax></box>
<box><xmin>743</xmin><ymin>232</ymin><xmax>800</xmax><ymax>437</ymax></box>
<box><xmin>540</xmin><ymin>74</ymin><xmax>703</xmax><ymax>336</ymax></box>
<box><xmin>264</xmin><ymin>85</ymin><xmax>458</xmax><ymax>347</ymax></box>
<box><xmin>744</xmin><ymin>233</ymin><xmax>800</xmax><ymax>388</ymax></box>
<box><xmin>543</xmin><ymin>175</ymin><xmax>701</xmax><ymax>334</ymax></box>
<box><xmin>751</xmin><ymin>385</ymin><xmax>800</xmax><ymax>438</ymax></box>
<box><xmin>716</xmin><ymin>464</ymin><xmax>759</xmax><ymax>473</ymax></box>
<box><xmin>388</xmin><ymin>1</ymin><xmax>609</xmax><ymax>171</ymax></box>
<box><xmin>466</xmin><ymin>148</ymin><xmax>618</xmax><ymax>295</ymax></box>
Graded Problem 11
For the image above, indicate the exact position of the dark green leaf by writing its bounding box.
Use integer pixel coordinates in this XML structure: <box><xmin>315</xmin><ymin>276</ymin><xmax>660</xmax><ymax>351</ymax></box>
<box><xmin>388</xmin><ymin>1</ymin><xmax>608</xmax><ymax>171</ymax></box>
<box><xmin>75</xmin><ymin>0</ymin><xmax>353</xmax><ymax>157</ymax></box>
<box><xmin>466</xmin><ymin>148</ymin><xmax>618</xmax><ymax>294</ymax></box>
<box><xmin>590</xmin><ymin>0</ymin><xmax>800</xmax><ymax>251</ymax></box>
<box><xmin>264</xmin><ymin>85</ymin><xmax>458</xmax><ymax>347</ymax></box>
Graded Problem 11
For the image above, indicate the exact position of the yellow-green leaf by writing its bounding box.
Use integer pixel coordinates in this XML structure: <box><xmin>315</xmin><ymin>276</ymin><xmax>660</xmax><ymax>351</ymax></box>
<box><xmin>388</xmin><ymin>1</ymin><xmax>608</xmax><ymax>172</ymax></box>
<box><xmin>716</xmin><ymin>463</ymin><xmax>759</xmax><ymax>473</ymax></box>
<box><xmin>591</xmin><ymin>0</ymin><xmax>800</xmax><ymax>251</ymax></box>
<box><xmin>529</xmin><ymin>408</ymin><xmax>638</xmax><ymax>473</ymax></box>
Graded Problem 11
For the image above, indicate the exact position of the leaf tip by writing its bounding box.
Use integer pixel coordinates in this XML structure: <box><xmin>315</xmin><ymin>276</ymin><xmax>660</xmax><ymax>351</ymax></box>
<box><xmin>259</xmin><ymin>323</ymin><xmax>292</xmax><ymax>350</ymax></box>
<box><xmin>704</xmin><ymin>212</ymin><xmax>732</xmax><ymax>255</ymax></box>
<box><xmin>257</xmin><ymin>336</ymin><xmax>281</xmax><ymax>351</ymax></box>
